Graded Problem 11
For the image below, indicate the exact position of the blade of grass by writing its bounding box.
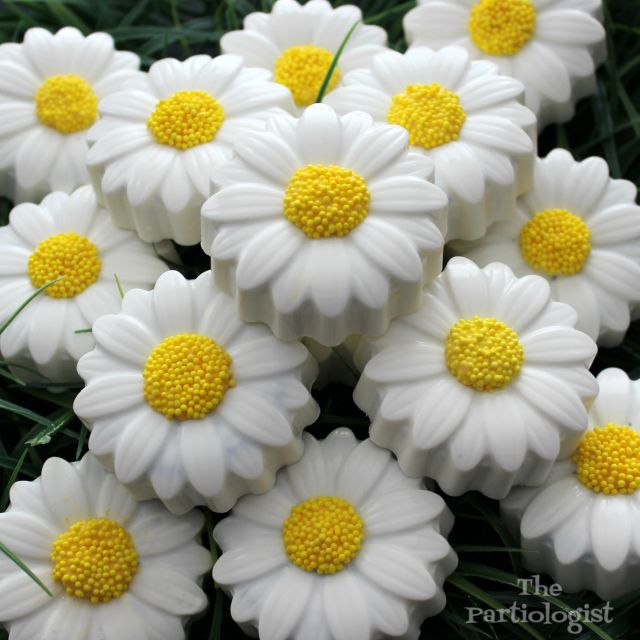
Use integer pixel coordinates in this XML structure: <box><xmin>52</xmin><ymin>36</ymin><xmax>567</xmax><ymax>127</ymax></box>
<box><xmin>315</xmin><ymin>19</ymin><xmax>360</xmax><ymax>103</ymax></box>
<box><xmin>26</xmin><ymin>409</ymin><xmax>75</xmax><ymax>446</ymax></box>
<box><xmin>0</xmin><ymin>277</ymin><xmax>62</xmax><ymax>335</ymax></box>
<box><xmin>447</xmin><ymin>574</ymin><xmax>545</xmax><ymax>640</ymax></box>
<box><xmin>0</xmin><ymin>447</ymin><xmax>28</xmax><ymax>510</ymax></box>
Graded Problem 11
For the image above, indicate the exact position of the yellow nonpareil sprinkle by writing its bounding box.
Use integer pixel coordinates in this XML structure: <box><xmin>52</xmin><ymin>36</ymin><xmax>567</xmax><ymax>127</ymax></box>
<box><xmin>572</xmin><ymin>424</ymin><xmax>640</xmax><ymax>495</ymax></box>
<box><xmin>35</xmin><ymin>74</ymin><xmax>98</xmax><ymax>134</ymax></box>
<box><xmin>51</xmin><ymin>518</ymin><xmax>138</xmax><ymax>604</ymax></box>
<box><xmin>282</xmin><ymin>496</ymin><xmax>364</xmax><ymax>574</ymax></box>
<box><xmin>28</xmin><ymin>232</ymin><xmax>101</xmax><ymax>298</ymax></box>
<box><xmin>143</xmin><ymin>333</ymin><xmax>235</xmax><ymax>421</ymax></box>
<box><xmin>147</xmin><ymin>90</ymin><xmax>224</xmax><ymax>150</ymax></box>
<box><xmin>445</xmin><ymin>316</ymin><xmax>524</xmax><ymax>392</ymax></box>
<box><xmin>469</xmin><ymin>0</ymin><xmax>536</xmax><ymax>56</ymax></box>
<box><xmin>274</xmin><ymin>45</ymin><xmax>340</xmax><ymax>107</ymax></box>
<box><xmin>387</xmin><ymin>83</ymin><xmax>466</xmax><ymax>150</ymax></box>
<box><xmin>283</xmin><ymin>164</ymin><xmax>370</xmax><ymax>239</ymax></box>
<box><xmin>519</xmin><ymin>208</ymin><xmax>591</xmax><ymax>277</ymax></box>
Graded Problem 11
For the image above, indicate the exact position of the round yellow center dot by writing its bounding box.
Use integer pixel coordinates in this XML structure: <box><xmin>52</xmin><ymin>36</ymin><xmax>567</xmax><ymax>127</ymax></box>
<box><xmin>519</xmin><ymin>208</ymin><xmax>591</xmax><ymax>277</ymax></box>
<box><xmin>143</xmin><ymin>333</ymin><xmax>235</xmax><ymax>421</ymax></box>
<box><xmin>282</xmin><ymin>496</ymin><xmax>364</xmax><ymax>574</ymax></box>
<box><xmin>469</xmin><ymin>0</ymin><xmax>536</xmax><ymax>56</ymax></box>
<box><xmin>147</xmin><ymin>90</ymin><xmax>225</xmax><ymax>150</ymax></box>
<box><xmin>387</xmin><ymin>83</ymin><xmax>466</xmax><ymax>150</ymax></box>
<box><xmin>51</xmin><ymin>518</ymin><xmax>138</xmax><ymax>604</ymax></box>
<box><xmin>445</xmin><ymin>316</ymin><xmax>524</xmax><ymax>391</ymax></box>
<box><xmin>572</xmin><ymin>424</ymin><xmax>640</xmax><ymax>495</ymax></box>
<box><xmin>283</xmin><ymin>164</ymin><xmax>370</xmax><ymax>239</ymax></box>
<box><xmin>35</xmin><ymin>74</ymin><xmax>98</xmax><ymax>134</ymax></box>
<box><xmin>28</xmin><ymin>232</ymin><xmax>101</xmax><ymax>299</ymax></box>
<box><xmin>274</xmin><ymin>45</ymin><xmax>340</xmax><ymax>107</ymax></box>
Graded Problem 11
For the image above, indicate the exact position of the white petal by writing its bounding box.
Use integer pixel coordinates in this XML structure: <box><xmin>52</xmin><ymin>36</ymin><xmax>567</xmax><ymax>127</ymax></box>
<box><xmin>494</xmin><ymin>275</ymin><xmax>550</xmax><ymax>333</ymax></box>
<box><xmin>590</xmin><ymin>498</ymin><xmax>632</xmax><ymax>572</ymax></box>
<box><xmin>91</xmin><ymin>315</ymin><xmax>156</xmax><ymax>367</ymax></box>
<box><xmin>0</xmin><ymin>512</ymin><xmax>56</xmax><ymax>560</ymax></box>
<box><xmin>181</xmin><ymin>421</ymin><xmax>225</xmax><ymax>496</ymax></box>
<box><xmin>41</xmin><ymin>457</ymin><xmax>91</xmax><ymax>528</ymax></box>
<box><xmin>218</xmin><ymin>391</ymin><xmax>294</xmax><ymax>446</ymax></box>
<box><xmin>591</xmin><ymin>367</ymin><xmax>633</xmax><ymax>426</ymax></box>
<box><xmin>212</xmin><ymin>542</ymin><xmax>286</xmax><ymax>585</ymax></box>
<box><xmin>583</xmin><ymin>249</ymin><xmax>640</xmax><ymax>301</ymax></box>
<box><xmin>363</xmin><ymin>341</ymin><xmax>444</xmax><ymax>384</ymax></box>
<box><xmin>128</xmin><ymin>506</ymin><xmax>204</xmax><ymax>555</ymax></box>
<box><xmin>285</xmin><ymin>434</ymin><xmax>329</xmax><ymax>499</ymax></box>
<box><xmin>515</xmin><ymin>368</ymin><xmax>588</xmax><ymax>432</ymax></box>
<box><xmin>361</xmin><ymin>489</ymin><xmax>446</xmax><ymax>535</ymax></box>
<box><xmin>336</xmin><ymin>439</ymin><xmax>391</xmax><ymax>505</ymax></box>
<box><xmin>521</xmin><ymin>477</ymin><xmax>588</xmax><ymax>537</ymax></box>
<box><xmin>356</xmin><ymin>543</ymin><xmax>436</xmax><ymax>599</ymax></box>
<box><xmin>521</xmin><ymin>326</ymin><xmax>596</xmax><ymax>364</ymax></box>
<box><xmin>132</xmin><ymin>564</ymin><xmax>206</xmax><ymax>614</ymax></box>
<box><xmin>323</xmin><ymin>571</ymin><xmax>370</xmax><ymax>640</ymax></box>
<box><xmin>94</xmin><ymin>471</ymin><xmax>137</xmax><ymax>524</ymax></box>
<box><xmin>153</xmin><ymin>270</ymin><xmax>194</xmax><ymax>335</ymax></box>
<box><xmin>412</xmin><ymin>377</ymin><xmax>473</xmax><ymax>449</ymax></box>
<box><xmin>114</xmin><ymin>409</ymin><xmax>172</xmax><ymax>484</ymax></box>
<box><xmin>73</xmin><ymin>373</ymin><xmax>143</xmax><ymax>418</ymax></box>
<box><xmin>536</xmin><ymin>10</ymin><xmax>604</xmax><ymax>46</ymax></box>
<box><xmin>235</xmin><ymin>221</ymin><xmax>304</xmax><ymax>291</ymax></box>
<box><xmin>258</xmin><ymin>567</ymin><xmax>315</xmax><ymax>640</ymax></box>
<box><xmin>0</xmin><ymin>564</ymin><xmax>56</xmax><ymax>619</ymax></box>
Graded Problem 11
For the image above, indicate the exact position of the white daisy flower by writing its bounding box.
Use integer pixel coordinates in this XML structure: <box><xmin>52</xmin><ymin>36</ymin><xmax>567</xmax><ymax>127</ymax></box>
<box><xmin>213</xmin><ymin>428</ymin><xmax>457</xmax><ymax>640</ymax></box>
<box><xmin>451</xmin><ymin>149</ymin><xmax>640</xmax><ymax>347</ymax></box>
<box><xmin>86</xmin><ymin>54</ymin><xmax>294</xmax><ymax>246</ymax></box>
<box><xmin>73</xmin><ymin>269</ymin><xmax>319</xmax><ymax>514</ymax></box>
<box><xmin>0</xmin><ymin>453</ymin><xmax>210</xmax><ymax>640</ymax></box>
<box><xmin>0</xmin><ymin>27</ymin><xmax>143</xmax><ymax>204</ymax></box>
<box><xmin>353</xmin><ymin>257</ymin><xmax>598</xmax><ymax>499</ymax></box>
<box><xmin>0</xmin><ymin>185</ymin><xmax>167</xmax><ymax>384</ymax></box>
<box><xmin>324</xmin><ymin>45</ymin><xmax>536</xmax><ymax>241</ymax></box>
<box><xmin>220</xmin><ymin>0</ymin><xmax>388</xmax><ymax>111</ymax></box>
<box><xmin>403</xmin><ymin>0</ymin><xmax>606</xmax><ymax>128</ymax></box>
<box><xmin>201</xmin><ymin>103</ymin><xmax>448</xmax><ymax>347</ymax></box>
<box><xmin>502</xmin><ymin>368</ymin><xmax>640</xmax><ymax>600</ymax></box>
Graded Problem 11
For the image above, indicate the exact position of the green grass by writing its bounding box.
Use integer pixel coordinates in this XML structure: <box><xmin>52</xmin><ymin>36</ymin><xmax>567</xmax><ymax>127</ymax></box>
<box><xmin>0</xmin><ymin>0</ymin><xmax>639</xmax><ymax>638</ymax></box>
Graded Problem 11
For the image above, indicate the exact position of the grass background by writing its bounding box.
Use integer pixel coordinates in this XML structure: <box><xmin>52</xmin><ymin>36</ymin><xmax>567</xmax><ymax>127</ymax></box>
<box><xmin>0</xmin><ymin>0</ymin><xmax>639</xmax><ymax>638</ymax></box>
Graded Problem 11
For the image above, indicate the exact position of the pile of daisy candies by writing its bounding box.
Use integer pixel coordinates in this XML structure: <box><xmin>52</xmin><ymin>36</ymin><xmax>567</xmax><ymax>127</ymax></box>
<box><xmin>0</xmin><ymin>0</ymin><xmax>638</xmax><ymax>639</ymax></box>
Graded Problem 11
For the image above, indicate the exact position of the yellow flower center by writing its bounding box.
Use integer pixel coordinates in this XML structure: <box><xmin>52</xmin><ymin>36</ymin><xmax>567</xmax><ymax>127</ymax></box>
<box><xmin>387</xmin><ymin>83</ymin><xmax>466</xmax><ymax>150</ymax></box>
<box><xmin>469</xmin><ymin>0</ymin><xmax>536</xmax><ymax>56</ymax></box>
<box><xmin>143</xmin><ymin>333</ymin><xmax>235</xmax><ymax>421</ymax></box>
<box><xmin>519</xmin><ymin>208</ymin><xmax>591</xmax><ymax>277</ymax></box>
<box><xmin>445</xmin><ymin>316</ymin><xmax>524</xmax><ymax>391</ymax></box>
<box><xmin>282</xmin><ymin>496</ymin><xmax>364</xmax><ymax>574</ymax></box>
<box><xmin>147</xmin><ymin>90</ymin><xmax>225</xmax><ymax>150</ymax></box>
<box><xmin>28</xmin><ymin>232</ymin><xmax>101</xmax><ymax>299</ymax></box>
<box><xmin>283</xmin><ymin>164</ymin><xmax>370</xmax><ymax>239</ymax></box>
<box><xmin>274</xmin><ymin>45</ymin><xmax>340</xmax><ymax>107</ymax></box>
<box><xmin>35</xmin><ymin>74</ymin><xmax>98</xmax><ymax>134</ymax></box>
<box><xmin>572</xmin><ymin>424</ymin><xmax>640</xmax><ymax>495</ymax></box>
<box><xmin>51</xmin><ymin>518</ymin><xmax>138</xmax><ymax>604</ymax></box>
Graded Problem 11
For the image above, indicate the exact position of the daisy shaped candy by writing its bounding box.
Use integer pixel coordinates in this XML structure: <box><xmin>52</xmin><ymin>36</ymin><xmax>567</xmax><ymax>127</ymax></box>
<box><xmin>213</xmin><ymin>428</ymin><xmax>457</xmax><ymax>640</ymax></box>
<box><xmin>325</xmin><ymin>46</ymin><xmax>536</xmax><ymax>241</ymax></box>
<box><xmin>73</xmin><ymin>270</ymin><xmax>319</xmax><ymax>514</ymax></box>
<box><xmin>220</xmin><ymin>0</ymin><xmax>387</xmax><ymax>111</ymax></box>
<box><xmin>353</xmin><ymin>257</ymin><xmax>598</xmax><ymax>499</ymax></box>
<box><xmin>201</xmin><ymin>103</ymin><xmax>448</xmax><ymax>347</ymax></box>
<box><xmin>0</xmin><ymin>453</ymin><xmax>210</xmax><ymax>640</ymax></box>
<box><xmin>86</xmin><ymin>54</ymin><xmax>294</xmax><ymax>245</ymax></box>
<box><xmin>0</xmin><ymin>186</ymin><xmax>167</xmax><ymax>384</ymax></box>
<box><xmin>502</xmin><ymin>368</ymin><xmax>640</xmax><ymax>599</ymax></box>
<box><xmin>0</xmin><ymin>27</ymin><xmax>143</xmax><ymax>203</ymax></box>
<box><xmin>403</xmin><ymin>0</ymin><xmax>606</xmax><ymax>128</ymax></box>
<box><xmin>452</xmin><ymin>149</ymin><xmax>640</xmax><ymax>347</ymax></box>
